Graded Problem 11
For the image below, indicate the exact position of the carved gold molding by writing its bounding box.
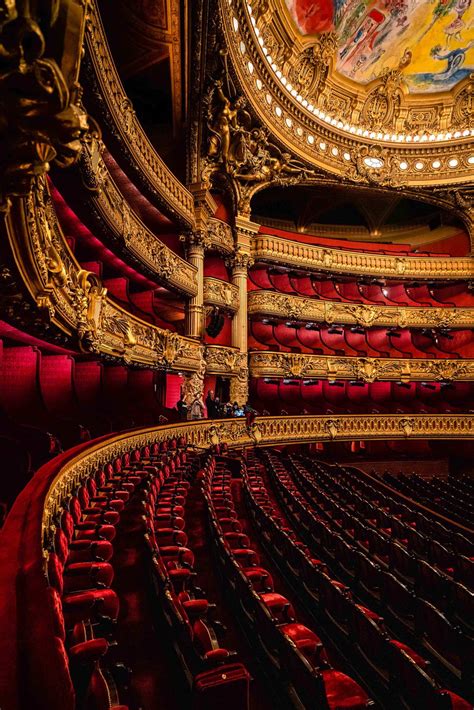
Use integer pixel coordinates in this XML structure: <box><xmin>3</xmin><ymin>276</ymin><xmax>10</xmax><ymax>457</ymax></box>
<box><xmin>42</xmin><ymin>414</ymin><xmax>474</xmax><ymax>546</ymax></box>
<box><xmin>84</xmin><ymin>1</ymin><xmax>195</xmax><ymax>227</ymax></box>
<box><xmin>248</xmin><ymin>290</ymin><xmax>474</xmax><ymax>329</ymax></box>
<box><xmin>207</xmin><ymin>218</ymin><xmax>235</xmax><ymax>254</ymax></box>
<box><xmin>252</xmin><ymin>234</ymin><xmax>474</xmax><ymax>281</ymax></box>
<box><xmin>204</xmin><ymin>277</ymin><xmax>239</xmax><ymax>312</ymax></box>
<box><xmin>0</xmin><ymin>0</ymin><xmax>89</xmax><ymax>206</ymax></box>
<box><xmin>220</xmin><ymin>0</ymin><xmax>474</xmax><ymax>189</ymax></box>
<box><xmin>79</xmin><ymin>134</ymin><xmax>197</xmax><ymax>296</ymax></box>
<box><xmin>205</xmin><ymin>344</ymin><xmax>247</xmax><ymax>376</ymax></box>
<box><xmin>4</xmin><ymin>177</ymin><xmax>203</xmax><ymax>373</ymax></box>
<box><xmin>249</xmin><ymin>351</ymin><xmax>474</xmax><ymax>383</ymax></box>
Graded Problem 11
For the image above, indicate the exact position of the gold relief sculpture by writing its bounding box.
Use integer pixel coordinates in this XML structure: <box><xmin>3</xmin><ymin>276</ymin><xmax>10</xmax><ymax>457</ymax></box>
<box><xmin>79</xmin><ymin>132</ymin><xmax>198</xmax><ymax>295</ymax></box>
<box><xmin>0</xmin><ymin>0</ymin><xmax>88</xmax><ymax>207</ymax></box>
<box><xmin>6</xmin><ymin>176</ymin><xmax>203</xmax><ymax>373</ymax></box>
<box><xmin>84</xmin><ymin>1</ymin><xmax>195</xmax><ymax>227</ymax></box>
<box><xmin>252</xmin><ymin>234</ymin><xmax>474</xmax><ymax>280</ymax></box>
<box><xmin>248</xmin><ymin>291</ymin><xmax>474</xmax><ymax>329</ymax></box>
<box><xmin>218</xmin><ymin>0</ymin><xmax>474</xmax><ymax>192</ymax></box>
<box><xmin>249</xmin><ymin>351</ymin><xmax>474</xmax><ymax>383</ymax></box>
<box><xmin>203</xmin><ymin>277</ymin><xmax>239</xmax><ymax>312</ymax></box>
<box><xmin>207</xmin><ymin>218</ymin><xmax>234</xmax><ymax>254</ymax></box>
<box><xmin>41</xmin><ymin>413</ymin><xmax>474</xmax><ymax>546</ymax></box>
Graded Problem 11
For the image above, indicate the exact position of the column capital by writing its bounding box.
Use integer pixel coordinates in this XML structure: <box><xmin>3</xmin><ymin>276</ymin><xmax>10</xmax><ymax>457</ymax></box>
<box><xmin>226</xmin><ymin>248</ymin><xmax>254</xmax><ymax>273</ymax></box>
<box><xmin>188</xmin><ymin>182</ymin><xmax>217</xmax><ymax>229</ymax></box>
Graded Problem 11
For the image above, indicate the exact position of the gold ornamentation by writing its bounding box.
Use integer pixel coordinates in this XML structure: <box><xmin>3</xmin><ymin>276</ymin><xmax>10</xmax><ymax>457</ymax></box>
<box><xmin>252</xmin><ymin>234</ymin><xmax>474</xmax><ymax>281</ymax></box>
<box><xmin>207</xmin><ymin>218</ymin><xmax>234</xmax><ymax>253</ymax></box>
<box><xmin>0</xmin><ymin>0</ymin><xmax>88</xmax><ymax>207</ymax></box>
<box><xmin>203</xmin><ymin>277</ymin><xmax>239</xmax><ymax>312</ymax></box>
<box><xmin>249</xmin><ymin>351</ymin><xmax>474</xmax><ymax>383</ymax></box>
<box><xmin>84</xmin><ymin>1</ymin><xmax>195</xmax><ymax>227</ymax></box>
<box><xmin>248</xmin><ymin>291</ymin><xmax>474</xmax><ymax>329</ymax></box>
<box><xmin>79</xmin><ymin>133</ymin><xmax>198</xmax><ymax>295</ymax></box>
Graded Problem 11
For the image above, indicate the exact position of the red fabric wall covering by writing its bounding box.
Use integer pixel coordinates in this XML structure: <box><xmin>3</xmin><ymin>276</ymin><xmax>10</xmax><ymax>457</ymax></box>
<box><xmin>204</xmin><ymin>315</ymin><xmax>232</xmax><ymax>347</ymax></box>
<box><xmin>204</xmin><ymin>257</ymin><xmax>231</xmax><ymax>281</ymax></box>
<box><xmin>165</xmin><ymin>374</ymin><xmax>183</xmax><ymax>409</ymax></box>
<box><xmin>259</xmin><ymin>225</ymin><xmax>416</xmax><ymax>254</ymax></box>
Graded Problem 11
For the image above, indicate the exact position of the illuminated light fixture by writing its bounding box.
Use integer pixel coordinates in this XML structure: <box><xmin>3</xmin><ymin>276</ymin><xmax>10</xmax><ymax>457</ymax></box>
<box><xmin>432</xmin><ymin>160</ymin><xmax>441</xmax><ymax>169</ymax></box>
<box><xmin>331</xmin><ymin>147</ymin><xmax>339</xmax><ymax>156</ymax></box>
<box><xmin>285</xmin><ymin>117</ymin><xmax>293</xmax><ymax>128</ymax></box>
<box><xmin>275</xmin><ymin>105</ymin><xmax>282</xmax><ymax>117</ymax></box>
<box><xmin>448</xmin><ymin>158</ymin><xmax>458</xmax><ymax>168</ymax></box>
<box><xmin>319</xmin><ymin>142</ymin><xmax>327</xmax><ymax>150</ymax></box>
<box><xmin>232</xmin><ymin>16</ymin><xmax>238</xmax><ymax>30</ymax></box>
<box><xmin>240</xmin><ymin>41</ymin><xmax>246</xmax><ymax>53</ymax></box>
<box><xmin>364</xmin><ymin>156</ymin><xmax>384</xmax><ymax>169</ymax></box>
<box><xmin>415</xmin><ymin>161</ymin><xmax>424</xmax><ymax>170</ymax></box>
<box><xmin>302</xmin><ymin>99</ymin><xmax>308</xmax><ymax>107</ymax></box>
<box><xmin>307</xmin><ymin>135</ymin><xmax>315</xmax><ymax>144</ymax></box>
<box><xmin>247</xmin><ymin>61</ymin><xmax>254</xmax><ymax>74</ymax></box>
<box><xmin>399</xmin><ymin>161</ymin><xmax>408</xmax><ymax>170</ymax></box>
<box><xmin>296</xmin><ymin>126</ymin><xmax>303</xmax><ymax>136</ymax></box>
<box><xmin>256</xmin><ymin>78</ymin><xmax>263</xmax><ymax>90</ymax></box>
<box><xmin>468</xmin><ymin>156</ymin><xmax>474</xmax><ymax>164</ymax></box>
<box><xmin>343</xmin><ymin>152</ymin><xmax>351</xmax><ymax>161</ymax></box>
<box><xmin>265</xmin><ymin>93</ymin><xmax>272</xmax><ymax>104</ymax></box>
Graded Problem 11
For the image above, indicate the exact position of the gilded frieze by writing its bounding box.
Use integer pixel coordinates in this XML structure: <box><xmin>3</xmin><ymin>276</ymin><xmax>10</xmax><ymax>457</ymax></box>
<box><xmin>203</xmin><ymin>277</ymin><xmax>239</xmax><ymax>312</ymax></box>
<box><xmin>207</xmin><ymin>218</ymin><xmax>234</xmax><ymax>253</ymax></box>
<box><xmin>252</xmin><ymin>234</ymin><xmax>474</xmax><ymax>281</ymax></box>
<box><xmin>249</xmin><ymin>351</ymin><xmax>474</xmax><ymax>383</ymax></box>
<box><xmin>205</xmin><ymin>345</ymin><xmax>247</xmax><ymax>375</ymax></box>
<box><xmin>79</xmin><ymin>134</ymin><xmax>197</xmax><ymax>296</ymax></box>
<box><xmin>248</xmin><ymin>291</ymin><xmax>474</xmax><ymax>329</ymax></box>
<box><xmin>5</xmin><ymin>177</ymin><xmax>203</xmax><ymax>373</ymax></box>
<box><xmin>84</xmin><ymin>1</ymin><xmax>195</xmax><ymax>226</ymax></box>
<box><xmin>219</xmin><ymin>0</ymin><xmax>474</xmax><ymax>190</ymax></box>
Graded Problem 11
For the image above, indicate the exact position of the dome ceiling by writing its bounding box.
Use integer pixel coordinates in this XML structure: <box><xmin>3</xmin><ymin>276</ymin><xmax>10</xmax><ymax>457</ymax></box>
<box><xmin>284</xmin><ymin>0</ymin><xmax>474</xmax><ymax>94</ymax></box>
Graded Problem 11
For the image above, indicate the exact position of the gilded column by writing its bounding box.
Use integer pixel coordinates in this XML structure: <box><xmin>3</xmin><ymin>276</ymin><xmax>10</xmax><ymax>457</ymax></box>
<box><xmin>228</xmin><ymin>216</ymin><xmax>259</xmax><ymax>405</ymax></box>
<box><xmin>185</xmin><ymin>184</ymin><xmax>217</xmax><ymax>339</ymax></box>
<box><xmin>185</xmin><ymin>234</ymin><xmax>205</xmax><ymax>338</ymax></box>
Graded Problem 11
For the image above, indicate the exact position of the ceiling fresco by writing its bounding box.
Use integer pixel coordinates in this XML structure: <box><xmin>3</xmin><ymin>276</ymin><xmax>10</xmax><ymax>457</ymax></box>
<box><xmin>284</xmin><ymin>0</ymin><xmax>474</xmax><ymax>93</ymax></box>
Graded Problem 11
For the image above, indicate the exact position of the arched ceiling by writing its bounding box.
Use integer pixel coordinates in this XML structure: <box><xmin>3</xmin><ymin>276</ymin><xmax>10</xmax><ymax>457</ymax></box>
<box><xmin>284</xmin><ymin>0</ymin><xmax>474</xmax><ymax>94</ymax></box>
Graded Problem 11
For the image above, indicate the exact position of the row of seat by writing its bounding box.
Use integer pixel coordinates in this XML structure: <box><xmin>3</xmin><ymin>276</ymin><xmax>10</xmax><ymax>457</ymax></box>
<box><xmin>249</xmin><ymin>267</ymin><xmax>474</xmax><ymax>307</ymax></box>
<box><xmin>245</xmin><ymin>450</ymin><xmax>472</xmax><ymax>709</ymax></box>
<box><xmin>143</xmin><ymin>450</ymin><xmax>253</xmax><ymax>702</ymax></box>
<box><xmin>50</xmin><ymin>182</ymin><xmax>183</xmax><ymax>331</ymax></box>
<box><xmin>250</xmin><ymin>378</ymin><xmax>472</xmax><ymax>416</ymax></box>
<box><xmin>249</xmin><ymin>320</ymin><xmax>474</xmax><ymax>358</ymax></box>
<box><xmin>383</xmin><ymin>473</ymin><xmax>474</xmax><ymax>528</ymax></box>
<box><xmin>271</xmin><ymin>453</ymin><xmax>474</xmax><ymax>695</ymax></box>
<box><xmin>200</xmin><ymin>453</ymin><xmax>375</xmax><ymax>709</ymax></box>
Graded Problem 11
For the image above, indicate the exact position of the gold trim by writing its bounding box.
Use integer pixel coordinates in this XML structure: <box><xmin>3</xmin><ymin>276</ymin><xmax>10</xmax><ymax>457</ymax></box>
<box><xmin>203</xmin><ymin>277</ymin><xmax>239</xmax><ymax>312</ymax></box>
<box><xmin>205</xmin><ymin>345</ymin><xmax>247</xmax><ymax>375</ymax></box>
<box><xmin>4</xmin><ymin>178</ymin><xmax>203</xmax><ymax>373</ymax></box>
<box><xmin>248</xmin><ymin>290</ymin><xmax>474</xmax><ymax>329</ymax></box>
<box><xmin>84</xmin><ymin>1</ymin><xmax>195</xmax><ymax>226</ymax></box>
<box><xmin>79</xmin><ymin>134</ymin><xmax>197</xmax><ymax>295</ymax></box>
<box><xmin>41</xmin><ymin>414</ymin><xmax>474</xmax><ymax>545</ymax></box>
<box><xmin>249</xmin><ymin>351</ymin><xmax>474</xmax><ymax>383</ymax></box>
<box><xmin>252</xmin><ymin>233</ymin><xmax>474</xmax><ymax>281</ymax></box>
<box><xmin>220</xmin><ymin>0</ymin><xmax>474</xmax><ymax>188</ymax></box>
<box><xmin>207</xmin><ymin>218</ymin><xmax>235</xmax><ymax>254</ymax></box>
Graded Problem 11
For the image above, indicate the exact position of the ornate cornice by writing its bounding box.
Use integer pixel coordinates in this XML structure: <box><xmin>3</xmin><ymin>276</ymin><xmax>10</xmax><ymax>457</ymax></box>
<box><xmin>203</xmin><ymin>277</ymin><xmax>239</xmax><ymax>312</ymax></box>
<box><xmin>220</xmin><ymin>0</ymin><xmax>474</xmax><ymax>189</ymax></box>
<box><xmin>249</xmin><ymin>351</ymin><xmax>474</xmax><ymax>383</ymax></box>
<box><xmin>248</xmin><ymin>290</ymin><xmax>474</xmax><ymax>330</ymax></box>
<box><xmin>83</xmin><ymin>1</ymin><xmax>195</xmax><ymax>227</ymax></box>
<box><xmin>207</xmin><ymin>218</ymin><xmax>234</xmax><ymax>254</ymax></box>
<box><xmin>0</xmin><ymin>0</ymin><xmax>89</xmax><ymax>208</ymax></box>
<box><xmin>78</xmin><ymin>133</ymin><xmax>197</xmax><ymax>296</ymax></box>
<box><xmin>3</xmin><ymin>177</ymin><xmax>203</xmax><ymax>373</ymax></box>
<box><xmin>252</xmin><ymin>233</ymin><xmax>474</xmax><ymax>281</ymax></box>
<box><xmin>205</xmin><ymin>345</ymin><xmax>247</xmax><ymax>375</ymax></box>
<box><xmin>41</xmin><ymin>414</ymin><xmax>474</xmax><ymax>544</ymax></box>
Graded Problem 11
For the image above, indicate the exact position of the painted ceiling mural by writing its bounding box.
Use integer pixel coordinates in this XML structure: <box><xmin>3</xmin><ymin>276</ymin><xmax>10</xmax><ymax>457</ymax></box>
<box><xmin>284</xmin><ymin>0</ymin><xmax>474</xmax><ymax>93</ymax></box>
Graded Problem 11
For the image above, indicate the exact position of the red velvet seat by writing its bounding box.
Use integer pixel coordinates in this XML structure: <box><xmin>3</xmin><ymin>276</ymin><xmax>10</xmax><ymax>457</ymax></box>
<box><xmin>259</xmin><ymin>592</ymin><xmax>296</xmax><ymax>624</ymax></box>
